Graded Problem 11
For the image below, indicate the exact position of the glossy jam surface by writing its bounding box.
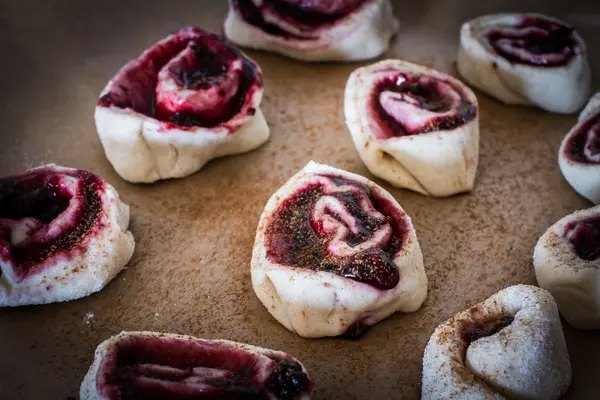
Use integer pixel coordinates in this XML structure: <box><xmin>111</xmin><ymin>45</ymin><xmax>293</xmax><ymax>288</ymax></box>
<box><xmin>485</xmin><ymin>17</ymin><xmax>577</xmax><ymax>67</ymax></box>
<box><xmin>265</xmin><ymin>175</ymin><xmax>408</xmax><ymax>290</ymax></box>
<box><xmin>98</xmin><ymin>27</ymin><xmax>261</xmax><ymax>128</ymax></box>
<box><xmin>564</xmin><ymin>113</ymin><xmax>600</xmax><ymax>164</ymax></box>
<box><xmin>371</xmin><ymin>73</ymin><xmax>477</xmax><ymax>138</ymax></box>
<box><xmin>463</xmin><ymin>316</ymin><xmax>514</xmax><ymax>344</ymax></box>
<box><xmin>232</xmin><ymin>0</ymin><xmax>366</xmax><ymax>35</ymax></box>
<box><xmin>0</xmin><ymin>168</ymin><xmax>103</xmax><ymax>280</ymax></box>
<box><xmin>564</xmin><ymin>216</ymin><xmax>600</xmax><ymax>261</ymax></box>
<box><xmin>97</xmin><ymin>335</ymin><xmax>313</xmax><ymax>400</ymax></box>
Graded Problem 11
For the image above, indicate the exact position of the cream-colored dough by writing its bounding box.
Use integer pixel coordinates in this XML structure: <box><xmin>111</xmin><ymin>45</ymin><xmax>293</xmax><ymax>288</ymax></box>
<box><xmin>422</xmin><ymin>285</ymin><xmax>571</xmax><ymax>400</ymax></box>
<box><xmin>224</xmin><ymin>0</ymin><xmax>399</xmax><ymax>62</ymax></box>
<box><xmin>457</xmin><ymin>13</ymin><xmax>591</xmax><ymax>114</ymax></box>
<box><xmin>345</xmin><ymin>59</ymin><xmax>479</xmax><ymax>197</ymax></box>
<box><xmin>251</xmin><ymin>161</ymin><xmax>427</xmax><ymax>338</ymax></box>
<box><xmin>0</xmin><ymin>164</ymin><xmax>134</xmax><ymax>307</ymax></box>
<box><xmin>534</xmin><ymin>206</ymin><xmax>600</xmax><ymax>329</ymax></box>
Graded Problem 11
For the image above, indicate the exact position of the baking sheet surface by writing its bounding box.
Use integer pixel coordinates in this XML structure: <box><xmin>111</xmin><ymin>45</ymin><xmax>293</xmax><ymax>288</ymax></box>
<box><xmin>0</xmin><ymin>1</ymin><xmax>598</xmax><ymax>398</ymax></box>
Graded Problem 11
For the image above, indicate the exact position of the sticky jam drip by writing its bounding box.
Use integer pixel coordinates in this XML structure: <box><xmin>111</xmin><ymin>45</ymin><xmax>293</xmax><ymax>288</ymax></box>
<box><xmin>485</xmin><ymin>16</ymin><xmax>577</xmax><ymax>67</ymax></box>
<box><xmin>0</xmin><ymin>168</ymin><xmax>103</xmax><ymax>280</ymax></box>
<box><xmin>265</xmin><ymin>175</ymin><xmax>408</xmax><ymax>290</ymax></box>
<box><xmin>98</xmin><ymin>27</ymin><xmax>261</xmax><ymax>128</ymax></box>
<box><xmin>463</xmin><ymin>316</ymin><xmax>515</xmax><ymax>344</ymax></box>
<box><xmin>232</xmin><ymin>0</ymin><xmax>366</xmax><ymax>38</ymax></box>
<box><xmin>564</xmin><ymin>215</ymin><xmax>600</xmax><ymax>261</ymax></box>
<box><xmin>564</xmin><ymin>112</ymin><xmax>600</xmax><ymax>164</ymax></box>
<box><xmin>370</xmin><ymin>72</ymin><xmax>477</xmax><ymax>138</ymax></box>
<box><xmin>96</xmin><ymin>335</ymin><xmax>313</xmax><ymax>400</ymax></box>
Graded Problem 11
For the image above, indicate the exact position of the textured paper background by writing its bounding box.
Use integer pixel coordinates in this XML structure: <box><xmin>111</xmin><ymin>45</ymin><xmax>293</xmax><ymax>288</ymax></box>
<box><xmin>0</xmin><ymin>1</ymin><xmax>598</xmax><ymax>398</ymax></box>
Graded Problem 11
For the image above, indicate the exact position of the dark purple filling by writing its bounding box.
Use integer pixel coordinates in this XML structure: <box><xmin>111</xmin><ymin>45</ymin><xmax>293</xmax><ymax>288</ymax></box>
<box><xmin>0</xmin><ymin>169</ymin><xmax>103</xmax><ymax>280</ymax></box>
<box><xmin>565</xmin><ymin>216</ymin><xmax>600</xmax><ymax>261</ymax></box>
<box><xmin>265</xmin><ymin>175</ymin><xmax>408</xmax><ymax>290</ymax></box>
<box><xmin>462</xmin><ymin>316</ymin><xmax>514</xmax><ymax>344</ymax></box>
<box><xmin>486</xmin><ymin>17</ymin><xmax>577</xmax><ymax>67</ymax></box>
<box><xmin>97</xmin><ymin>335</ymin><xmax>313</xmax><ymax>400</ymax></box>
<box><xmin>232</xmin><ymin>0</ymin><xmax>366</xmax><ymax>37</ymax></box>
<box><xmin>564</xmin><ymin>113</ymin><xmax>600</xmax><ymax>164</ymax></box>
<box><xmin>98</xmin><ymin>27</ymin><xmax>261</xmax><ymax>128</ymax></box>
<box><xmin>371</xmin><ymin>74</ymin><xmax>476</xmax><ymax>138</ymax></box>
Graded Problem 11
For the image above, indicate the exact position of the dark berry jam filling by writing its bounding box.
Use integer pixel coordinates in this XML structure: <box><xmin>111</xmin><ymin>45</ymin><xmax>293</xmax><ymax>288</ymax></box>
<box><xmin>97</xmin><ymin>335</ymin><xmax>313</xmax><ymax>400</ymax></box>
<box><xmin>0</xmin><ymin>168</ymin><xmax>103</xmax><ymax>281</ymax></box>
<box><xmin>232</xmin><ymin>0</ymin><xmax>366</xmax><ymax>36</ymax></box>
<box><xmin>265</xmin><ymin>175</ymin><xmax>409</xmax><ymax>290</ymax></box>
<box><xmin>564</xmin><ymin>112</ymin><xmax>600</xmax><ymax>164</ymax></box>
<box><xmin>564</xmin><ymin>215</ymin><xmax>600</xmax><ymax>261</ymax></box>
<box><xmin>462</xmin><ymin>316</ymin><xmax>514</xmax><ymax>344</ymax></box>
<box><xmin>370</xmin><ymin>73</ymin><xmax>476</xmax><ymax>138</ymax></box>
<box><xmin>98</xmin><ymin>27</ymin><xmax>261</xmax><ymax>128</ymax></box>
<box><xmin>485</xmin><ymin>17</ymin><xmax>577</xmax><ymax>67</ymax></box>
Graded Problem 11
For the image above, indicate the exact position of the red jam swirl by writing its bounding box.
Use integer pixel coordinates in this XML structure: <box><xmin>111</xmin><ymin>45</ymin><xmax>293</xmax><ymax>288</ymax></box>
<box><xmin>564</xmin><ymin>215</ymin><xmax>600</xmax><ymax>261</ymax></box>
<box><xmin>265</xmin><ymin>175</ymin><xmax>409</xmax><ymax>290</ymax></box>
<box><xmin>564</xmin><ymin>112</ymin><xmax>600</xmax><ymax>164</ymax></box>
<box><xmin>0</xmin><ymin>167</ymin><xmax>104</xmax><ymax>281</ymax></box>
<box><xmin>96</xmin><ymin>335</ymin><xmax>313</xmax><ymax>400</ymax></box>
<box><xmin>232</xmin><ymin>0</ymin><xmax>367</xmax><ymax>37</ymax></box>
<box><xmin>485</xmin><ymin>17</ymin><xmax>578</xmax><ymax>67</ymax></box>
<box><xmin>370</xmin><ymin>72</ymin><xmax>476</xmax><ymax>138</ymax></box>
<box><xmin>98</xmin><ymin>27</ymin><xmax>262</xmax><ymax>128</ymax></box>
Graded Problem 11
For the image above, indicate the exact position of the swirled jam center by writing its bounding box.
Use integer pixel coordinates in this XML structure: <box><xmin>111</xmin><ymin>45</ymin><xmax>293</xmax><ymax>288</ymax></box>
<box><xmin>0</xmin><ymin>168</ymin><xmax>103</xmax><ymax>280</ymax></box>
<box><xmin>97</xmin><ymin>335</ymin><xmax>313</xmax><ymax>400</ymax></box>
<box><xmin>232</xmin><ymin>0</ymin><xmax>367</xmax><ymax>38</ymax></box>
<box><xmin>265</xmin><ymin>174</ymin><xmax>408</xmax><ymax>290</ymax></box>
<box><xmin>485</xmin><ymin>17</ymin><xmax>577</xmax><ymax>67</ymax></box>
<box><xmin>564</xmin><ymin>113</ymin><xmax>600</xmax><ymax>164</ymax></box>
<box><xmin>564</xmin><ymin>216</ymin><xmax>600</xmax><ymax>261</ymax></box>
<box><xmin>98</xmin><ymin>27</ymin><xmax>261</xmax><ymax>128</ymax></box>
<box><xmin>370</xmin><ymin>72</ymin><xmax>476</xmax><ymax>138</ymax></box>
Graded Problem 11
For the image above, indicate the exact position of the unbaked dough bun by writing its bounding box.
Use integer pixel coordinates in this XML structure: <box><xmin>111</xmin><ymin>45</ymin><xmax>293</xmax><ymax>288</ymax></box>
<box><xmin>224</xmin><ymin>0</ymin><xmax>399</xmax><ymax>62</ymax></box>
<box><xmin>80</xmin><ymin>331</ymin><xmax>314</xmax><ymax>399</ymax></box>
<box><xmin>457</xmin><ymin>13</ymin><xmax>591</xmax><ymax>114</ymax></box>
<box><xmin>422</xmin><ymin>285</ymin><xmax>571</xmax><ymax>400</ymax></box>
<box><xmin>534</xmin><ymin>206</ymin><xmax>600</xmax><ymax>329</ymax></box>
<box><xmin>0</xmin><ymin>164</ymin><xmax>134</xmax><ymax>306</ymax></box>
<box><xmin>251</xmin><ymin>161</ymin><xmax>427</xmax><ymax>338</ymax></box>
<box><xmin>95</xmin><ymin>26</ymin><xmax>269</xmax><ymax>183</ymax></box>
<box><xmin>344</xmin><ymin>59</ymin><xmax>479</xmax><ymax>197</ymax></box>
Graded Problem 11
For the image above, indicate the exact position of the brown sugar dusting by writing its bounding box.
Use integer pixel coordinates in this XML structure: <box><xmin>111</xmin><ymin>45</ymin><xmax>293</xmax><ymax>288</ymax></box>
<box><xmin>264</xmin><ymin>174</ymin><xmax>408</xmax><ymax>289</ymax></box>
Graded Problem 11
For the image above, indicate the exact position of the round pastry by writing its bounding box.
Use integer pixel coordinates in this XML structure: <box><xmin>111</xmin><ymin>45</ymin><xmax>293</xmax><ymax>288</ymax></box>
<box><xmin>81</xmin><ymin>331</ymin><xmax>314</xmax><ymax>399</ymax></box>
<box><xmin>422</xmin><ymin>285</ymin><xmax>571</xmax><ymax>400</ymax></box>
<box><xmin>224</xmin><ymin>0</ymin><xmax>399</xmax><ymax>62</ymax></box>
<box><xmin>344</xmin><ymin>59</ymin><xmax>479</xmax><ymax>197</ymax></box>
<box><xmin>0</xmin><ymin>164</ymin><xmax>134</xmax><ymax>307</ymax></box>
<box><xmin>534</xmin><ymin>206</ymin><xmax>600</xmax><ymax>329</ymax></box>
<box><xmin>559</xmin><ymin>93</ymin><xmax>600</xmax><ymax>204</ymax></box>
<box><xmin>251</xmin><ymin>161</ymin><xmax>427</xmax><ymax>338</ymax></box>
<box><xmin>95</xmin><ymin>26</ymin><xmax>269</xmax><ymax>183</ymax></box>
<box><xmin>457</xmin><ymin>13</ymin><xmax>591</xmax><ymax>114</ymax></box>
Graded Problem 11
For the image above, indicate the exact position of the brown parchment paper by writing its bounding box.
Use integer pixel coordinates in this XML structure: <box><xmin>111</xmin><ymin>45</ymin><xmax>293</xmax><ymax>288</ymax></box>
<box><xmin>0</xmin><ymin>1</ymin><xmax>599</xmax><ymax>399</ymax></box>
